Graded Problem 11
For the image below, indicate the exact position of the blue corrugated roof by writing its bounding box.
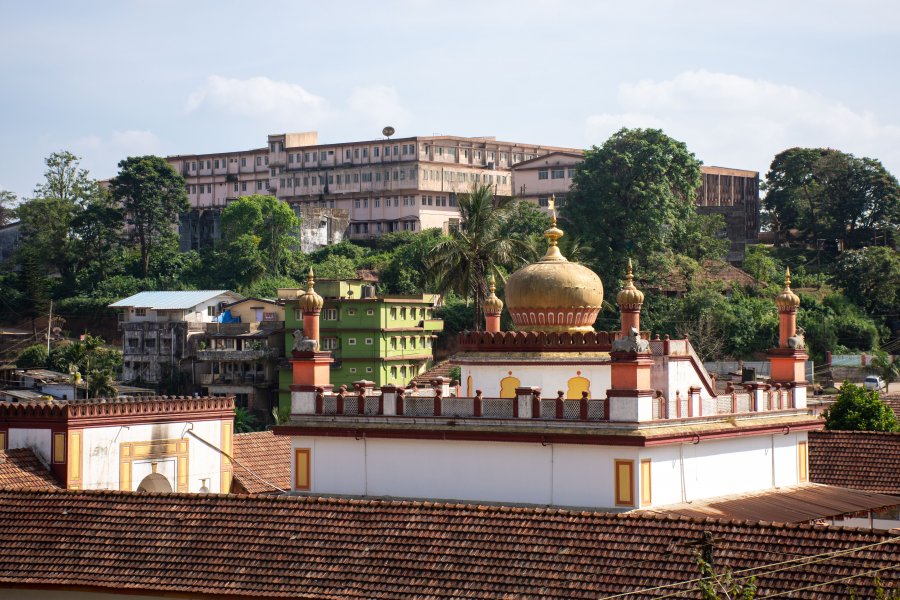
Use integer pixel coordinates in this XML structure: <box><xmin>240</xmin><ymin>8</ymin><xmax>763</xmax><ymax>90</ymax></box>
<box><xmin>109</xmin><ymin>290</ymin><xmax>242</xmax><ymax>310</ymax></box>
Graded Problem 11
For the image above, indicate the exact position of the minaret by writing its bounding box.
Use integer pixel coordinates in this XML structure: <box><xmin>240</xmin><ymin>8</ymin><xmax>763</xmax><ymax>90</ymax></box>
<box><xmin>290</xmin><ymin>268</ymin><xmax>333</xmax><ymax>414</ymax></box>
<box><xmin>483</xmin><ymin>274</ymin><xmax>503</xmax><ymax>333</ymax></box>
<box><xmin>607</xmin><ymin>261</ymin><xmax>655</xmax><ymax>422</ymax></box>
<box><xmin>298</xmin><ymin>267</ymin><xmax>324</xmax><ymax>343</ymax></box>
<box><xmin>769</xmin><ymin>267</ymin><xmax>807</xmax><ymax>409</ymax></box>
<box><xmin>616</xmin><ymin>259</ymin><xmax>644</xmax><ymax>336</ymax></box>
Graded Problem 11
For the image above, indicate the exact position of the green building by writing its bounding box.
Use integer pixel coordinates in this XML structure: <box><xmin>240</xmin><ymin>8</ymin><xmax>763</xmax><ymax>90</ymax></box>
<box><xmin>278</xmin><ymin>279</ymin><xmax>443</xmax><ymax>411</ymax></box>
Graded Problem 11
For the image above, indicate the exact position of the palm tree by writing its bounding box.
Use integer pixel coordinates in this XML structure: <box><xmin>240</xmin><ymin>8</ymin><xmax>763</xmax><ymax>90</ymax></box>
<box><xmin>428</xmin><ymin>185</ymin><xmax>529</xmax><ymax>329</ymax></box>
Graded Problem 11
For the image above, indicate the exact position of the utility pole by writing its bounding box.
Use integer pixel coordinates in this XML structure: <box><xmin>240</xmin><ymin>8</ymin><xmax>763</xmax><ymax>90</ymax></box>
<box><xmin>46</xmin><ymin>300</ymin><xmax>53</xmax><ymax>354</ymax></box>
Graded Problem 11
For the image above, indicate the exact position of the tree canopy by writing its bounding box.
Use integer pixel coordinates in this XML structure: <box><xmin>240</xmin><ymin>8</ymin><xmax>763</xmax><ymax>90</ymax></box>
<box><xmin>764</xmin><ymin>148</ymin><xmax>899</xmax><ymax>248</ymax></box>
<box><xmin>111</xmin><ymin>156</ymin><xmax>189</xmax><ymax>277</ymax></box>
<box><xmin>562</xmin><ymin>127</ymin><xmax>710</xmax><ymax>286</ymax></box>
<box><xmin>221</xmin><ymin>194</ymin><xmax>300</xmax><ymax>278</ymax></box>
<box><xmin>824</xmin><ymin>382</ymin><xmax>899</xmax><ymax>432</ymax></box>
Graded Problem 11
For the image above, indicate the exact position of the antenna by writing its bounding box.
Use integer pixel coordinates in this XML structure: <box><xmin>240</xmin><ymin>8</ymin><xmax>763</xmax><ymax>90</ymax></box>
<box><xmin>382</xmin><ymin>126</ymin><xmax>395</xmax><ymax>139</ymax></box>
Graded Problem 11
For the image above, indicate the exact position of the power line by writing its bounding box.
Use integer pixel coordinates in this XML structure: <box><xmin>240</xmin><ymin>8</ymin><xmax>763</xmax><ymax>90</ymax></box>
<box><xmin>761</xmin><ymin>563</ymin><xmax>900</xmax><ymax>598</ymax></box>
<box><xmin>595</xmin><ymin>536</ymin><xmax>900</xmax><ymax>600</ymax></box>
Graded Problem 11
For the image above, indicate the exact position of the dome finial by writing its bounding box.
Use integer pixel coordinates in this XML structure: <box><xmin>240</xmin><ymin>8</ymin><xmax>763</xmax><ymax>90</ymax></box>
<box><xmin>484</xmin><ymin>273</ymin><xmax>504</xmax><ymax>316</ymax></box>
<box><xmin>775</xmin><ymin>266</ymin><xmax>800</xmax><ymax>311</ymax></box>
<box><xmin>617</xmin><ymin>258</ymin><xmax>644</xmax><ymax>308</ymax></box>
<box><xmin>298</xmin><ymin>267</ymin><xmax>324</xmax><ymax>314</ymax></box>
<box><xmin>541</xmin><ymin>195</ymin><xmax>566</xmax><ymax>262</ymax></box>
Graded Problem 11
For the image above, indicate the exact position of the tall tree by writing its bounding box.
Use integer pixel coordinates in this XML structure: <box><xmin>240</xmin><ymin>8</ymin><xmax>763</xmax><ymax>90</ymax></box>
<box><xmin>111</xmin><ymin>156</ymin><xmax>189</xmax><ymax>277</ymax></box>
<box><xmin>0</xmin><ymin>190</ymin><xmax>15</xmax><ymax>226</ymax></box>
<box><xmin>220</xmin><ymin>194</ymin><xmax>300</xmax><ymax>277</ymax></box>
<box><xmin>428</xmin><ymin>185</ymin><xmax>528</xmax><ymax>328</ymax></box>
<box><xmin>764</xmin><ymin>147</ymin><xmax>899</xmax><ymax>248</ymax></box>
<box><xmin>561</xmin><ymin>128</ymin><xmax>703</xmax><ymax>286</ymax></box>
<box><xmin>829</xmin><ymin>246</ymin><xmax>900</xmax><ymax>319</ymax></box>
<box><xmin>824</xmin><ymin>382</ymin><xmax>899</xmax><ymax>432</ymax></box>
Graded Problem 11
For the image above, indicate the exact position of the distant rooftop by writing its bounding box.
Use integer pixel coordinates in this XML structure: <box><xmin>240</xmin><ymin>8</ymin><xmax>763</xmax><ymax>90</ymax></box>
<box><xmin>109</xmin><ymin>290</ymin><xmax>241</xmax><ymax>310</ymax></box>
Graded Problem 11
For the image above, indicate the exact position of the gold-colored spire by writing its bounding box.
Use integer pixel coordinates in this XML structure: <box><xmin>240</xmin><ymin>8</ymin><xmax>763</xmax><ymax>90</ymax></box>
<box><xmin>541</xmin><ymin>195</ymin><xmax>566</xmax><ymax>262</ymax></box>
<box><xmin>484</xmin><ymin>273</ymin><xmax>504</xmax><ymax>315</ymax></box>
<box><xmin>616</xmin><ymin>258</ymin><xmax>645</xmax><ymax>307</ymax></box>
<box><xmin>298</xmin><ymin>267</ymin><xmax>325</xmax><ymax>313</ymax></box>
<box><xmin>775</xmin><ymin>266</ymin><xmax>800</xmax><ymax>311</ymax></box>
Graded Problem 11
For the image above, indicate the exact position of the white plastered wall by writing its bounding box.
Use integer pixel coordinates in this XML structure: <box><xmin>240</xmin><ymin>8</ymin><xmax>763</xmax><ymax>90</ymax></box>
<box><xmin>293</xmin><ymin>430</ymin><xmax>807</xmax><ymax>510</ymax></box>
<box><xmin>8</xmin><ymin>428</ymin><xmax>52</xmax><ymax>465</ymax></box>
<box><xmin>461</xmin><ymin>362</ymin><xmax>611</xmax><ymax>398</ymax></box>
<box><xmin>79</xmin><ymin>419</ymin><xmax>226</xmax><ymax>492</ymax></box>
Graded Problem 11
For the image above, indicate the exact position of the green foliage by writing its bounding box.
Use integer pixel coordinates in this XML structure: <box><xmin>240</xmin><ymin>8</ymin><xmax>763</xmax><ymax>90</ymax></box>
<box><xmin>221</xmin><ymin>195</ymin><xmax>300</xmax><ymax>277</ymax></box>
<box><xmin>824</xmin><ymin>382</ymin><xmax>899</xmax><ymax>432</ymax></box>
<box><xmin>830</xmin><ymin>247</ymin><xmax>900</xmax><ymax>319</ymax></box>
<box><xmin>870</xmin><ymin>350</ymin><xmax>900</xmax><ymax>384</ymax></box>
<box><xmin>696</xmin><ymin>556</ymin><xmax>757</xmax><ymax>599</ymax></box>
<box><xmin>242</xmin><ymin>274</ymin><xmax>301</xmax><ymax>299</ymax></box>
<box><xmin>671</xmin><ymin>212</ymin><xmax>730</xmax><ymax>262</ymax></box>
<box><xmin>47</xmin><ymin>335</ymin><xmax>123</xmax><ymax>399</ymax></box>
<box><xmin>234</xmin><ymin>406</ymin><xmax>260</xmax><ymax>433</ymax></box>
<box><xmin>16</xmin><ymin>344</ymin><xmax>49</xmax><ymax>369</ymax></box>
<box><xmin>435</xmin><ymin>298</ymin><xmax>476</xmax><ymax>339</ymax></box>
<box><xmin>375</xmin><ymin>228</ymin><xmax>442</xmax><ymax>294</ymax></box>
<box><xmin>271</xmin><ymin>405</ymin><xmax>291</xmax><ymax>426</ymax></box>
<box><xmin>764</xmin><ymin>147</ymin><xmax>899</xmax><ymax>247</ymax></box>
<box><xmin>428</xmin><ymin>185</ymin><xmax>529</xmax><ymax>327</ymax></box>
<box><xmin>311</xmin><ymin>254</ymin><xmax>357</xmax><ymax>280</ymax></box>
<box><xmin>111</xmin><ymin>155</ymin><xmax>189</xmax><ymax>277</ymax></box>
<box><xmin>742</xmin><ymin>246</ymin><xmax>784</xmax><ymax>287</ymax></box>
<box><xmin>448</xmin><ymin>366</ymin><xmax>462</xmax><ymax>383</ymax></box>
<box><xmin>562</xmin><ymin>127</ymin><xmax>703</xmax><ymax>286</ymax></box>
<box><xmin>0</xmin><ymin>189</ymin><xmax>15</xmax><ymax>226</ymax></box>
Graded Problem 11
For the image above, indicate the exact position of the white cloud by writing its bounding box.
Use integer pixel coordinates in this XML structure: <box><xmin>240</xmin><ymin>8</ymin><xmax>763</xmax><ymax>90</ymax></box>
<box><xmin>186</xmin><ymin>75</ymin><xmax>331</xmax><ymax>124</ymax></box>
<box><xmin>586</xmin><ymin>70</ymin><xmax>900</xmax><ymax>175</ymax></box>
<box><xmin>65</xmin><ymin>130</ymin><xmax>163</xmax><ymax>180</ymax></box>
<box><xmin>347</xmin><ymin>84</ymin><xmax>411</xmax><ymax>130</ymax></box>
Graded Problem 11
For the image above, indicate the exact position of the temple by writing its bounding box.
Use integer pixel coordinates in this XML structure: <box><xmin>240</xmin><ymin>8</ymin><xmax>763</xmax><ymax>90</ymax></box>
<box><xmin>276</xmin><ymin>212</ymin><xmax>818</xmax><ymax>511</ymax></box>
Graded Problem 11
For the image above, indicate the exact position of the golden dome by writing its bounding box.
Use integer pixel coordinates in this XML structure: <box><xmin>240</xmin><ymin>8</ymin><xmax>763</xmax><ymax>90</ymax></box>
<box><xmin>775</xmin><ymin>267</ymin><xmax>800</xmax><ymax>311</ymax></box>
<box><xmin>298</xmin><ymin>268</ymin><xmax>324</xmax><ymax>314</ymax></box>
<box><xmin>616</xmin><ymin>259</ymin><xmax>644</xmax><ymax>308</ymax></box>
<box><xmin>484</xmin><ymin>274</ymin><xmax>504</xmax><ymax>316</ymax></box>
<box><xmin>504</xmin><ymin>208</ymin><xmax>603</xmax><ymax>332</ymax></box>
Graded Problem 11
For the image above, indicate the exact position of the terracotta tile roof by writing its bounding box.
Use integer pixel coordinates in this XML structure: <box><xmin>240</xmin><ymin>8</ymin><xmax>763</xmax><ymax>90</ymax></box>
<box><xmin>635</xmin><ymin>483</ymin><xmax>900</xmax><ymax>522</ymax></box>
<box><xmin>0</xmin><ymin>449</ymin><xmax>60</xmax><ymax>490</ymax></box>
<box><xmin>882</xmin><ymin>394</ymin><xmax>900</xmax><ymax>421</ymax></box>
<box><xmin>231</xmin><ymin>430</ymin><xmax>291</xmax><ymax>494</ymax></box>
<box><xmin>810</xmin><ymin>430</ymin><xmax>900</xmax><ymax>494</ymax></box>
<box><xmin>0</xmin><ymin>489</ymin><xmax>898</xmax><ymax>599</ymax></box>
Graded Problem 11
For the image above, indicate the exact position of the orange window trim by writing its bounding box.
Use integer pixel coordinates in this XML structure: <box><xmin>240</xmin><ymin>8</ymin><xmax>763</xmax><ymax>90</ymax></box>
<box><xmin>294</xmin><ymin>448</ymin><xmax>311</xmax><ymax>491</ymax></box>
<box><xmin>52</xmin><ymin>432</ymin><xmax>66</xmax><ymax>464</ymax></box>
<box><xmin>798</xmin><ymin>441</ymin><xmax>808</xmax><ymax>483</ymax></box>
<box><xmin>640</xmin><ymin>459</ymin><xmax>652</xmax><ymax>505</ymax></box>
<box><xmin>614</xmin><ymin>459</ymin><xmax>635</xmax><ymax>507</ymax></box>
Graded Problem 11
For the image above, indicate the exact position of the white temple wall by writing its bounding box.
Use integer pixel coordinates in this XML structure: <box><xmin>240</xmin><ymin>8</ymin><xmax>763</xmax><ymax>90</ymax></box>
<box><xmin>80</xmin><ymin>419</ymin><xmax>225</xmax><ymax>492</ymax></box>
<box><xmin>293</xmin><ymin>431</ymin><xmax>806</xmax><ymax>509</ymax></box>
<box><xmin>8</xmin><ymin>427</ymin><xmax>52</xmax><ymax>465</ymax></box>
<box><xmin>461</xmin><ymin>362</ymin><xmax>611</xmax><ymax>398</ymax></box>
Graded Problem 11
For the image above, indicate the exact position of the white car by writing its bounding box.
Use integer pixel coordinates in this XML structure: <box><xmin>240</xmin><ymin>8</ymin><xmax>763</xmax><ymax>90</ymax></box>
<box><xmin>863</xmin><ymin>375</ymin><xmax>887</xmax><ymax>391</ymax></box>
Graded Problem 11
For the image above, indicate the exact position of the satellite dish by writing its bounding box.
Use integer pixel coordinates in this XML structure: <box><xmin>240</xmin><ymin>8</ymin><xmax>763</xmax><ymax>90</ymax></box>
<box><xmin>382</xmin><ymin>126</ymin><xmax>395</xmax><ymax>138</ymax></box>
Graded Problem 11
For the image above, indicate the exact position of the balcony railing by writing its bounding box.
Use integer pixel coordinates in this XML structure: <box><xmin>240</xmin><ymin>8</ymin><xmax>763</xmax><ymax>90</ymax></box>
<box><xmin>199</xmin><ymin>372</ymin><xmax>271</xmax><ymax>385</ymax></box>
<box><xmin>196</xmin><ymin>348</ymin><xmax>279</xmax><ymax>361</ymax></box>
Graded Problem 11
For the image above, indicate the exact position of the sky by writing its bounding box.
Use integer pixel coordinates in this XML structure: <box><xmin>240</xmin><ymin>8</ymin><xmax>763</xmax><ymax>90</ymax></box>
<box><xmin>1</xmin><ymin>0</ymin><xmax>899</xmax><ymax>199</ymax></box>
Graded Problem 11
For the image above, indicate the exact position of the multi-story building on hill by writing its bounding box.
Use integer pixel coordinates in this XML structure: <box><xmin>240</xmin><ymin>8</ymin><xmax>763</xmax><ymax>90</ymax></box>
<box><xmin>110</xmin><ymin>290</ymin><xmax>243</xmax><ymax>385</ymax></box>
<box><xmin>276</xmin><ymin>278</ymin><xmax>442</xmax><ymax>410</ymax></box>
<box><xmin>166</xmin><ymin>131</ymin><xmax>575</xmax><ymax>246</ymax></box>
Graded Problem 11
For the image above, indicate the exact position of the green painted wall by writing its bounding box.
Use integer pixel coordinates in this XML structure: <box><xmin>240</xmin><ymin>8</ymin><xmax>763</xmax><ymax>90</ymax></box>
<box><xmin>278</xmin><ymin>282</ymin><xmax>443</xmax><ymax>411</ymax></box>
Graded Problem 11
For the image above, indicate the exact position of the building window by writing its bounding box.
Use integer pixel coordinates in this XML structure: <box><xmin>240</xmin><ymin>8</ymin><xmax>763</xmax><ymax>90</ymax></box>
<box><xmin>400</xmin><ymin>308</ymin><xmax>407</xmax><ymax>319</ymax></box>
<box><xmin>640</xmin><ymin>459</ymin><xmax>652</xmax><ymax>505</ymax></box>
<box><xmin>365</xmin><ymin>338</ymin><xmax>373</xmax><ymax>345</ymax></box>
<box><xmin>349</xmin><ymin>367</ymin><xmax>357</xmax><ymax>374</ymax></box>
<box><xmin>323</xmin><ymin>308</ymin><xmax>338</xmax><ymax>321</ymax></box>
<box><xmin>366</xmin><ymin>309</ymin><xmax>374</xmax><ymax>316</ymax></box>
<box><xmin>552</xmin><ymin>169</ymin><xmax>565</xmax><ymax>179</ymax></box>
<box><xmin>348</xmin><ymin>338</ymin><xmax>357</xmax><ymax>346</ymax></box>
<box><xmin>366</xmin><ymin>367</ymin><xmax>373</xmax><ymax>373</ymax></box>
<box><xmin>322</xmin><ymin>337</ymin><xmax>338</xmax><ymax>350</ymax></box>
<box><xmin>538</xmin><ymin>169</ymin><xmax>549</xmax><ymax>180</ymax></box>
<box><xmin>390</xmin><ymin>366</ymin><xmax>397</xmax><ymax>378</ymax></box>
<box><xmin>390</xmin><ymin>307</ymin><xmax>397</xmax><ymax>320</ymax></box>
<box><xmin>347</xmin><ymin>308</ymin><xmax>357</xmax><ymax>316</ymax></box>
<box><xmin>294</xmin><ymin>448</ymin><xmax>311</xmax><ymax>491</ymax></box>
<box><xmin>614</xmin><ymin>460</ymin><xmax>635</xmax><ymax>507</ymax></box>
<box><xmin>539</xmin><ymin>197</ymin><xmax>549</xmax><ymax>207</ymax></box>
<box><xmin>567</xmin><ymin>167</ymin><xmax>576</xmax><ymax>177</ymax></box>
<box><xmin>410</xmin><ymin>337</ymin><xmax>417</xmax><ymax>349</ymax></box>
<box><xmin>134</xmin><ymin>308</ymin><xmax>146</xmax><ymax>317</ymax></box>
<box><xmin>798</xmin><ymin>441</ymin><xmax>808</xmax><ymax>482</ymax></box>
